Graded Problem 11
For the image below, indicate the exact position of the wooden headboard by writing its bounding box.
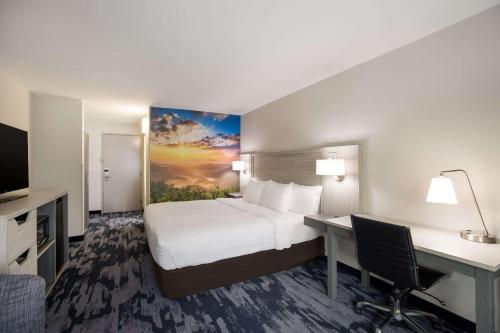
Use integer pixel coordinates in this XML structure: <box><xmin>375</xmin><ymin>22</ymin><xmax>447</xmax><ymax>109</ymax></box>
<box><xmin>240</xmin><ymin>145</ymin><xmax>360</xmax><ymax>217</ymax></box>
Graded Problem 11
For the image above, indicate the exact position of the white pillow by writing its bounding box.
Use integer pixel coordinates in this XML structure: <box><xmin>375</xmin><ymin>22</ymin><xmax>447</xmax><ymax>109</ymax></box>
<box><xmin>242</xmin><ymin>180</ymin><xmax>268</xmax><ymax>204</ymax></box>
<box><xmin>259</xmin><ymin>181</ymin><xmax>293</xmax><ymax>212</ymax></box>
<box><xmin>289</xmin><ymin>183</ymin><xmax>323</xmax><ymax>215</ymax></box>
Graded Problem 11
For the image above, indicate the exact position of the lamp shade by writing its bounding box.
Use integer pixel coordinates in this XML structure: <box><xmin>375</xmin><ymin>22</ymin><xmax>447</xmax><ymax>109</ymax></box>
<box><xmin>232</xmin><ymin>160</ymin><xmax>245</xmax><ymax>171</ymax></box>
<box><xmin>426</xmin><ymin>176</ymin><xmax>458</xmax><ymax>204</ymax></box>
<box><xmin>316</xmin><ymin>159</ymin><xmax>345</xmax><ymax>176</ymax></box>
<box><xmin>141</xmin><ymin>117</ymin><xmax>149</xmax><ymax>134</ymax></box>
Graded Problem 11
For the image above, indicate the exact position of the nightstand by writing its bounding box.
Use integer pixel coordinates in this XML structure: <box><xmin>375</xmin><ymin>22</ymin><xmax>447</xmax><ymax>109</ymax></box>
<box><xmin>227</xmin><ymin>192</ymin><xmax>242</xmax><ymax>199</ymax></box>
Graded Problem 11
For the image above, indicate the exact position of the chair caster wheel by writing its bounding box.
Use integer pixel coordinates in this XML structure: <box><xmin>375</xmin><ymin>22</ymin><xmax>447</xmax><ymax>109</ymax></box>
<box><xmin>353</xmin><ymin>302</ymin><xmax>363</xmax><ymax>314</ymax></box>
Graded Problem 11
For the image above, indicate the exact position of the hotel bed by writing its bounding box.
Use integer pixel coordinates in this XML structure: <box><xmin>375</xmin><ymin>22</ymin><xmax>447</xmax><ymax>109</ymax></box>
<box><xmin>144</xmin><ymin>145</ymin><xmax>360</xmax><ymax>299</ymax></box>
<box><xmin>144</xmin><ymin>197</ymin><xmax>323</xmax><ymax>298</ymax></box>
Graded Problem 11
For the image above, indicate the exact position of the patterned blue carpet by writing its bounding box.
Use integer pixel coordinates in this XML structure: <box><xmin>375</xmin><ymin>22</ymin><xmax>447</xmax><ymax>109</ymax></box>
<box><xmin>45</xmin><ymin>212</ymin><xmax>464</xmax><ymax>332</ymax></box>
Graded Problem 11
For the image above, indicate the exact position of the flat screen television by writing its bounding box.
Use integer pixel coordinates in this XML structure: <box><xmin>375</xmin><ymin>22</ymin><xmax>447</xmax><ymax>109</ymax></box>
<box><xmin>0</xmin><ymin>122</ymin><xmax>29</xmax><ymax>201</ymax></box>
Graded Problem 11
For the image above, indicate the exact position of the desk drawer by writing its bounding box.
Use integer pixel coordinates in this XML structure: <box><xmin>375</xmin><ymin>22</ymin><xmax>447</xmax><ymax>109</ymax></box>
<box><xmin>8</xmin><ymin>245</ymin><xmax>37</xmax><ymax>275</ymax></box>
<box><xmin>7</xmin><ymin>209</ymin><xmax>37</xmax><ymax>263</ymax></box>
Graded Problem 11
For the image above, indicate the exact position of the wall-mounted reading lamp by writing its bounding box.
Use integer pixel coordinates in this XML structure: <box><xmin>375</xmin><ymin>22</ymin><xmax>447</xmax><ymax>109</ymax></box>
<box><xmin>316</xmin><ymin>157</ymin><xmax>346</xmax><ymax>181</ymax></box>
<box><xmin>232</xmin><ymin>160</ymin><xmax>246</xmax><ymax>174</ymax></box>
<box><xmin>426</xmin><ymin>169</ymin><xmax>496</xmax><ymax>244</ymax></box>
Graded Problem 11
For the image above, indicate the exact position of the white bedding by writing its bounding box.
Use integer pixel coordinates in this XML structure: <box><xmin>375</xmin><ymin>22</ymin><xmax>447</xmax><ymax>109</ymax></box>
<box><xmin>144</xmin><ymin>198</ymin><xmax>321</xmax><ymax>270</ymax></box>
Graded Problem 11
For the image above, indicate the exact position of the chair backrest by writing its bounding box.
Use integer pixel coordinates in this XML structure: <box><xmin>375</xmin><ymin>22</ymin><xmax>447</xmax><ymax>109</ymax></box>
<box><xmin>351</xmin><ymin>215</ymin><xmax>419</xmax><ymax>290</ymax></box>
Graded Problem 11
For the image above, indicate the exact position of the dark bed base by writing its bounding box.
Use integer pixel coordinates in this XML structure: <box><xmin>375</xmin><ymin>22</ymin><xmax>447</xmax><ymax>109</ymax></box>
<box><xmin>152</xmin><ymin>236</ymin><xmax>325</xmax><ymax>299</ymax></box>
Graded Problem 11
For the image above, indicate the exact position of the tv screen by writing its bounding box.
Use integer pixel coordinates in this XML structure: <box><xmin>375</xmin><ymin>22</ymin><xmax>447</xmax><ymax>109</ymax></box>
<box><xmin>0</xmin><ymin>123</ymin><xmax>29</xmax><ymax>194</ymax></box>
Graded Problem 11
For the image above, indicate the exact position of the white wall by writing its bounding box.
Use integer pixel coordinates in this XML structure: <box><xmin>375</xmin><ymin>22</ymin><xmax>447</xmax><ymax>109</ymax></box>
<box><xmin>242</xmin><ymin>6</ymin><xmax>500</xmax><ymax>327</ymax></box>
<box><xmin>31</xmin><ymin>93</ymin><xmax>84</xmax><ymax>237</ymax></box>
<box><xmin>84</xmin><ymin>118</ymin><xmax>140</xmax><ymax>211</ymax></box>
<box><xmin>0</xmin><ymin>73</ymin><xmax>30</xmax><ymax>130</ymax></box>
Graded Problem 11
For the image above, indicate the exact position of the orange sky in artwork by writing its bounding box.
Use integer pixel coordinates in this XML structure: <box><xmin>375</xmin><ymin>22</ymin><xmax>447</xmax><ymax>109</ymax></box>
<box><xmin>150</xmin><ymin>145</ymin><xmax>235</xmax><ymax>165</ymax></box>
<box><xmin>150</xmin><ymin>145</ymin><xmax>239</xmax><ymax>189</ymax></box>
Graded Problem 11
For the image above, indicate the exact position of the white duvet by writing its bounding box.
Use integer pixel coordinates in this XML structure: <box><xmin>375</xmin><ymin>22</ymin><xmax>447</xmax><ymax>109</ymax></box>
<box><xmin>144</xmin><ymin>198</ymin><xmax>320</xmax><ymax>270</ymax></box>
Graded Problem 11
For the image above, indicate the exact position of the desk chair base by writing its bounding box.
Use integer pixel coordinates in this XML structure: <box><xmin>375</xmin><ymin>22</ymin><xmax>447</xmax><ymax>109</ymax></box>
<box><xmin>355</xmin><ymin>291</ymin><xmax>442</xmax><ymax>333</ymax></box>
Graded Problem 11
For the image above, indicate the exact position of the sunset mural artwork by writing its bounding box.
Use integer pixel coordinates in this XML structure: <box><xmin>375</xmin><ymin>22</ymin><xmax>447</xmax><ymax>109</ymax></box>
<box><xmin>149</xmin><ymin>107</ymin><xmax>240</xmax><ymax>203</ymax></box>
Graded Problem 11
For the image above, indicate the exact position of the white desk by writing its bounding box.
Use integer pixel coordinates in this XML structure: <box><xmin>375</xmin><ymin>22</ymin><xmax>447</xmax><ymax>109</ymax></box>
<box><xmin>304</xmin><ymin>214</ymin><xmax>500</xmax><ymax>333</ymax></box>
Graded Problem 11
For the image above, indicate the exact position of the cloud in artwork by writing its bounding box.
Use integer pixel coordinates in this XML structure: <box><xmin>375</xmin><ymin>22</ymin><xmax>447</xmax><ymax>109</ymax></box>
<box><xmin>209</xmin><ymin>113</ymin><xmax>230</xmax><ymax>121</ymax></box>
<box><xmin>150</xmin><ymin>112</ymin><xmax>179</xmax><ymax>133</ymax></box>
<box><xmin>150</xmin><ymin>111</ymin><xmax>239</xmax><ymax>148</ymax></box>
<box><xmin>195</xmin><ymin>112</ymin><xmax>230</xmax><ymax>122</ymax></box>
<box><xmin>196</xmin><ymin>133</ymin><xmax>240</xmax><ymax>148</ymax></box>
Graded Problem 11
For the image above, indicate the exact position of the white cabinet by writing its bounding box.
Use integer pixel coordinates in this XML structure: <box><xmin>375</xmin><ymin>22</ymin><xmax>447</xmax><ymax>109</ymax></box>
<box><xmin>6</xmin><ymin>209</ymin><xmax>36</xmax><ymax>264</ymax></box>
<box><xmin>8</xmin><ymin>245</ymin><xmax>37</xmax><ymax>275</ymax></box>
<box><xmin>0</xmin><ymin>190</ymin><xmax>69</xmax><ymax>294</ymax></box>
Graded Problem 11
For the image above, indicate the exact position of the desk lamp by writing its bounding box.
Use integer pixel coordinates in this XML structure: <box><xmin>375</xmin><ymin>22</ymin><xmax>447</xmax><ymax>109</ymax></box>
<box><xmin>426</xmin><ymin>169</ymin><xmax>496</xmax><ymax>244</ymax></box>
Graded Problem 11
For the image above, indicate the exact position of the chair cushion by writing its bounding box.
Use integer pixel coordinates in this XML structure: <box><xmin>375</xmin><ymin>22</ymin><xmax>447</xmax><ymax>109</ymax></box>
<box><xmin>351</xmin><ymin>215</ymin><xmax>420</xmax><ymax>290</ymax></box>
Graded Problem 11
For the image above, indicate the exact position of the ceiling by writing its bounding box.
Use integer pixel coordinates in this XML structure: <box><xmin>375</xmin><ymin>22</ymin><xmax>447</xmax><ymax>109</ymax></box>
<box><xmin>1</xmin><ymin>0</ymin><xmax>499</xmax><ymax>118</ymax></box>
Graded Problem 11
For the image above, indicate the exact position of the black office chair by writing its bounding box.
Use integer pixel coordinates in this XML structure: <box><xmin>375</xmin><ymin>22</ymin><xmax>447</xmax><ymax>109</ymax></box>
<box><xmin>351</xmin><ymin>215</ymin><xmax>448</xmax><ymax>333</ymax></box>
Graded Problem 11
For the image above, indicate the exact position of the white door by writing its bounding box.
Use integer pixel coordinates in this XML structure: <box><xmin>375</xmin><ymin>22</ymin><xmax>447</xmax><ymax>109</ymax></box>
<box><xmin>102</xmin><ymin>134</ymin><xmax>141</xmax><ymax>213</ymax></box>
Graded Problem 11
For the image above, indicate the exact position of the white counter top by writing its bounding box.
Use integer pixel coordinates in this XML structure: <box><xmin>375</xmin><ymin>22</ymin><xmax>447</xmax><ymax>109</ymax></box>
<box><xmin>323</xmin><ymin>214</ymin><xmax>500</xmax><ymax>272</ymax></box>
<box><xmin>0</xmin><ymin>190</ymin><xmax>68</xmax><ymax>220</ymax></box>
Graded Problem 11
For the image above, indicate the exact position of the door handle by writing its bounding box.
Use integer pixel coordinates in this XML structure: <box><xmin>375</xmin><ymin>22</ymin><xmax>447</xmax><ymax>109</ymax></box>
<box><xmin>104</xmin><ymin>168</ymin><xmax>111</xmax><ymax>181</ymax></box>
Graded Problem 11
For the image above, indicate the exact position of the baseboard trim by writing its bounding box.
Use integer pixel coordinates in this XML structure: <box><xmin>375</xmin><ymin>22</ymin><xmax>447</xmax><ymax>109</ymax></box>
<box><xmin>89</xmin><ymin>210</ymin><xmax>102</xmax><ymax>215</ymax></box>
<box><xmin>338</xmin><ymin>262</ymin><xmax>475</xmax><ymax>332</ymax></box>
<box><xmin>69</xmin><ymin>235</ymin><xmax>84</xmax><ymax>243</ymax></box>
